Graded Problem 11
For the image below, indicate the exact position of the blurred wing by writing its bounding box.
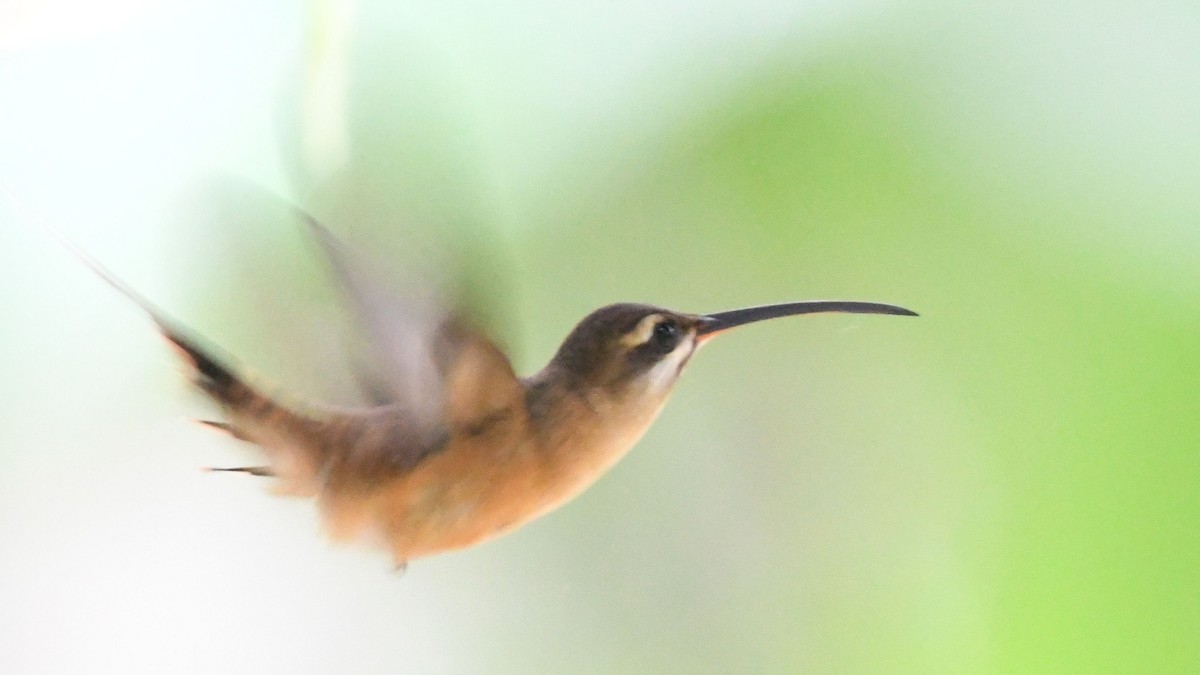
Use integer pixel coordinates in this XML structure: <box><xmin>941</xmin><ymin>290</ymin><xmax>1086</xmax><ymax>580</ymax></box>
<box><xmin>300</xmin><ymin>214</ymin><xmax>522</xmax><ymax>434</ymax></box>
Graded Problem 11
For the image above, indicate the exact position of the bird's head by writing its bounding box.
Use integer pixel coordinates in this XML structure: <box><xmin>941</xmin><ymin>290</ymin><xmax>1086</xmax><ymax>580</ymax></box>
<box><xmin>549</xmin><ymin>300</ymin><xmax>917</xmax><ymax>401</ymax></box>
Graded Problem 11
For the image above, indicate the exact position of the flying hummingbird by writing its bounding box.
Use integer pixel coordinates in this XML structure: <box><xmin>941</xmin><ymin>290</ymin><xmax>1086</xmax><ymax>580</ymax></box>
<box><xmin>42</xmin><ymin>207</ymin><xmax>916</xmax><ymax>569</ymax></box>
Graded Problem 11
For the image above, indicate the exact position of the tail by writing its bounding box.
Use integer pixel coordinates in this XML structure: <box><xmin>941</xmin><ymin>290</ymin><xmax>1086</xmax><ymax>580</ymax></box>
<box><xmin>161</xmin><ymin>327</ymin><xmax>242</xmax><ymax>404</ymax></box>
<box><xmin>8</xmin><ymin>186</ymin><xmax>326</xmax><ymax>492</ymax></box>
<box><xmin>205</xmin><ymin>466</ymin><xmax>275</xmax><ymax>477</ymax></box>
<box><xmin>65</xmin><ymin>249</ymin><xmax>268</xmax><ymax>414</ymax></box>
<box><xmin>2</xmin><ymin>183</ymin><xmax>246</xmax><ymax>407</ymax></box>
<box><xmin>76</xmin><ymin>258</ymin><xmax>324</xmax><ymax>492</ymax></box>
<box><xmin>132</xmin><ymin>298</ymin><xmax>324</xmax><ymax>492</ymax></box>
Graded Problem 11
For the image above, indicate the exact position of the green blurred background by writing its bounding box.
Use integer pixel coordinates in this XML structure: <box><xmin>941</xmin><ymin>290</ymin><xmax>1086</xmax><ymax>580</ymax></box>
<box><xmin>2</xmin><ymin>1</ymin><xmax>1197</xmax><ymax>672</ymax></box>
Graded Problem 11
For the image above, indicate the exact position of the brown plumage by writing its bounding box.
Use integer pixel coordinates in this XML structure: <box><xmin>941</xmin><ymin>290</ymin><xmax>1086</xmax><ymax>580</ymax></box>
<box><xmin>63</xmin><ymin>210</ymin><xmax>916</xmax><ymax>568</ymax></box>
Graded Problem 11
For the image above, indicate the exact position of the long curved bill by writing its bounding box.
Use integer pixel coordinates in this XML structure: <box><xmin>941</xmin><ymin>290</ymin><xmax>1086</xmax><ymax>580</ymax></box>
<box><xmin>696</xmin><ymin>300</ymin><xmax>917</xmax><ymax>343</ymax></box>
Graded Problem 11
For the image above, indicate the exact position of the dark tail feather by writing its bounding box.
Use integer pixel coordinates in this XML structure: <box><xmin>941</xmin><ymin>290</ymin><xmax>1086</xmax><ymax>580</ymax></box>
<box><xmin>52</xmin><ymin>229</ymin><xmax>248</xmax><ymax>408</ymax></box>
<box><xmin>195</xmin><ymin>419</ymin><xmax>232</xmax><ymax>433</ymax></box>
<box><xmin>205</xmin><ymin>466</ymin><xmax>275</xmax><ymax>477</ymax></box>
<box><xmin>29</xmin><ymin>216</ymin><xmax>247</xmax><ymax>406</ymax></box>
<box><xmin>7</xmin><ymin>189</ymin><xmax>324</xmax><ymax>486</ymax></box>
<box><xmin>193</xmin><ymin>419</ymin><xmax>252</xmax><ymax>441</ymax></box>
<box><xmin>162</xmin><ymin>329</ymin><xmax>239</xmax><ymax>401</ymax></box>
<box><xmin>5</xmin><ymin>183</ymin><xmax>222</xmax><ymax>368</ymax></box>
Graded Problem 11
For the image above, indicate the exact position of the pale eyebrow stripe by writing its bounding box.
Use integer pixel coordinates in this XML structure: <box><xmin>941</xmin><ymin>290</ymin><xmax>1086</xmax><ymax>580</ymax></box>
<box><xmin>621</xmin><ymin>313</ymin><xmax>664</xmax><ymax>348</ymax></box>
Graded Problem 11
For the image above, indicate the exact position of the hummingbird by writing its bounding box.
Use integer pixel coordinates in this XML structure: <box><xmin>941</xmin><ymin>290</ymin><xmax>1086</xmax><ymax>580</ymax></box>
<box><xmin>50</xmin><ymin>210</ymin><xmax>916</xmax><ymax>569</ymax></box>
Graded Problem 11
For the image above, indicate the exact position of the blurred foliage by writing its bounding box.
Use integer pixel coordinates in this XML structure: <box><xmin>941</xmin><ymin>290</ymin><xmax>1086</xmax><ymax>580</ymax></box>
<box><xmin>1</xmin><ymin>0</ymin><xmax>1198</xmax><ymax>673</ymax></box>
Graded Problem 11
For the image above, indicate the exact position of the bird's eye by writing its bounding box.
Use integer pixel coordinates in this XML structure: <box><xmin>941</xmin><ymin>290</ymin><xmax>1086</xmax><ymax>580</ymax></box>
<box><xmin>651</xmin><ymin>320</ymin><xmax>680</xmax><ymax>351</ymax></box>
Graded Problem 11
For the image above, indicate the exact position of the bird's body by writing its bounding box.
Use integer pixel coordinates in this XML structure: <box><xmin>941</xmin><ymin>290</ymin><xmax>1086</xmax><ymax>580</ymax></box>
<box><xmin>186</xmin><ymin>303</ymin><xmax>693</xmax><ymax>565</ymax></box>
<box><xmin>41</xmin><ymin>207</ymin><xmax>915</xmax><ymax>568</ymax></box>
